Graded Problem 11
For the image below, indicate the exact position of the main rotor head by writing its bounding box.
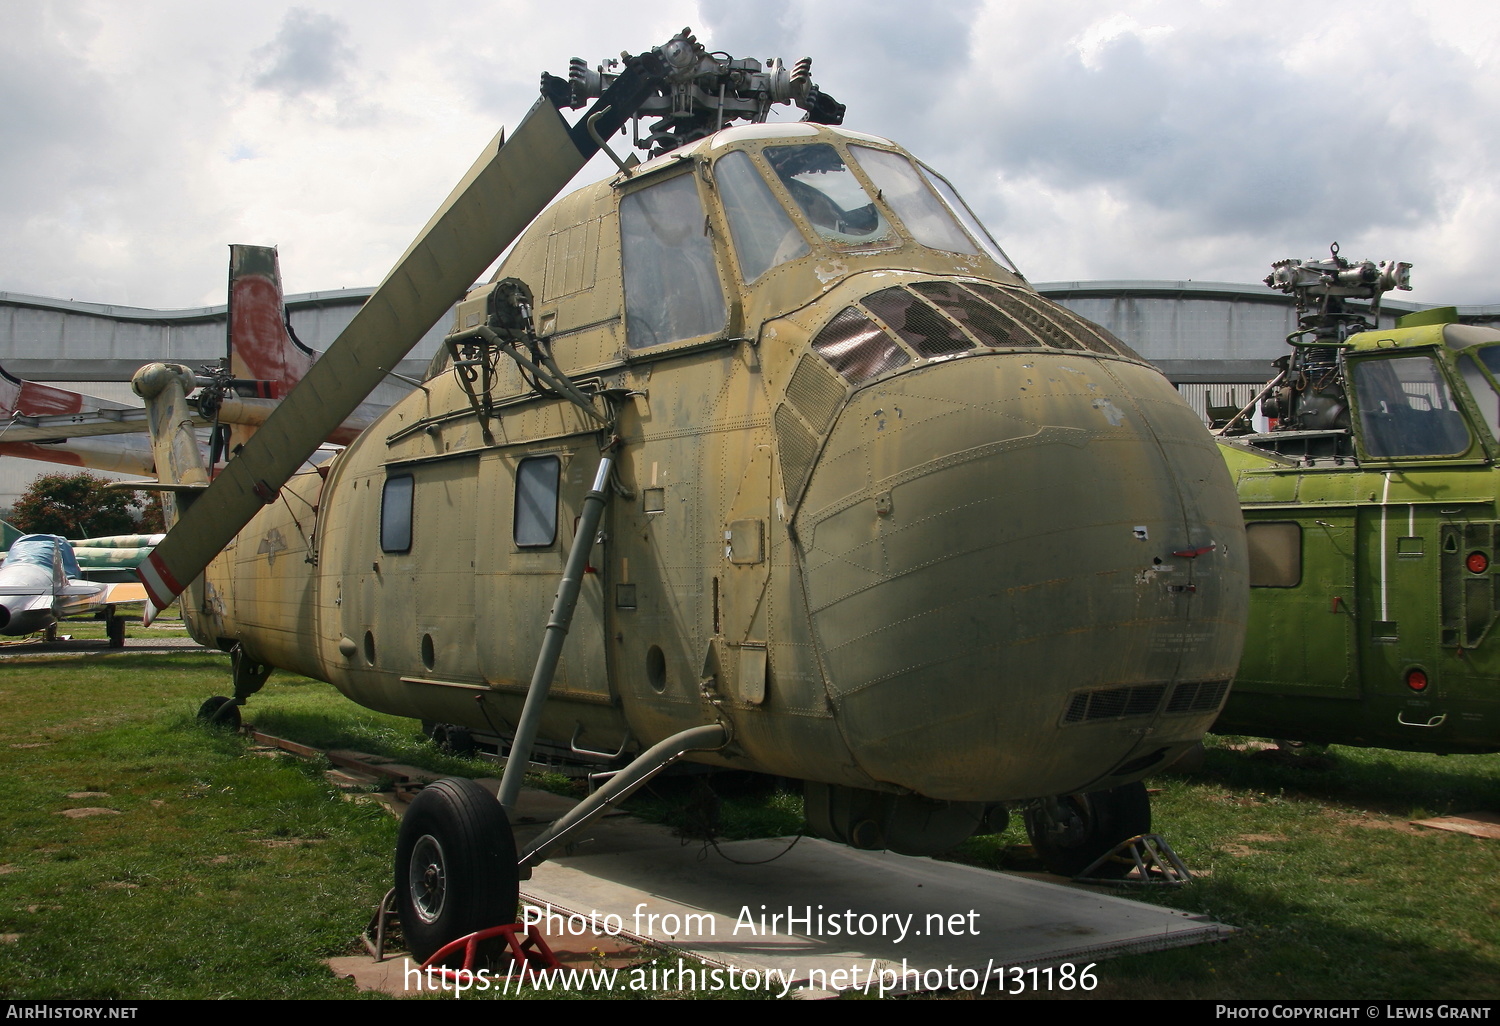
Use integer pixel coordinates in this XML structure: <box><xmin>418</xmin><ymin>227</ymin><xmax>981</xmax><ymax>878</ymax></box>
<box><xmin>542</xmin><ymin>28</ymin><xmax>845</xmax><ymax>157</ymax></box>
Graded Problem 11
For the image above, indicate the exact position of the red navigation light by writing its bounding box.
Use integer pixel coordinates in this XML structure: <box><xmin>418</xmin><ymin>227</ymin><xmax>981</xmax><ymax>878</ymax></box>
<box><xmin>1466</xmin><ymin>551</ymin><xmax>1489</xmax><ymax>575</ymax></box>
<box><xmin>1405</xmin><ymin>668</ymin><xmax>1429</xmax><ymax>692</ymax></box>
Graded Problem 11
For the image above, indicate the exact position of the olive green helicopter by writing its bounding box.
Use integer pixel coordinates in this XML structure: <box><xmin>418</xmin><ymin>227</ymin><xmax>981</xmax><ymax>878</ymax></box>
<box><xmin>127</xmin><ymin>30</ymin><xmax>1248</xmax><ymax>960</ymax></box>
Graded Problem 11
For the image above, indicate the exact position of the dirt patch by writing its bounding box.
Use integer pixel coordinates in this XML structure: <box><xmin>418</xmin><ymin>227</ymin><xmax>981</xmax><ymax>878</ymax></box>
<box><xmin>0</xmin><ymin>865</ymin><xmax>20</xmax><ymax>875</ymax></box>
<box><xmin>1339</xmin><ymin>814</ymin><xmax>1426</xmax><ymax>836</ymax></box>
<box><xmin>1221</xmin><ymin>844</ymin><xmax>1259</xmax><ymax>857</ymax></box>
<box><xmin>100</xmin><ymin>881</ymin><xmax>139</xmax><ymax>890</ymax></box>
<box><xmin>254</xmin><ymin>837</ymin><xmax>323</xmax><ymax>848</ymax></box>
<box><xmin>1238</xmin><ymin>834</ymin><xmax>1284</xmax><ymax>843</ymax></box>
<box><xmin>66</xmin><ymin>791</ymin><xmax>110</xmax><ymax>800</ymax></box>
<box><xmin>57</xmin><ymin>807</ymin><xmax>119</xmax><ymax>818</ymax></box>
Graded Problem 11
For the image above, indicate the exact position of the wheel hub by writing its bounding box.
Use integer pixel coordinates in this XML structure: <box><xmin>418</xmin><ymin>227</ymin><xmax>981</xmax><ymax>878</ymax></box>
<box><xmin>409</xmin><ymin>834</ymin><xmax>447</xmax><ymax>924</ymax></box>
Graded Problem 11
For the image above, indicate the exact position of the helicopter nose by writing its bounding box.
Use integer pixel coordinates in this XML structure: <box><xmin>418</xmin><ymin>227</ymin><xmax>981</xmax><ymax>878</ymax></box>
<box><xmin>794</xmin><ymin>352</ymin><xmax>1247</xmax><ymax>801</ymax></box>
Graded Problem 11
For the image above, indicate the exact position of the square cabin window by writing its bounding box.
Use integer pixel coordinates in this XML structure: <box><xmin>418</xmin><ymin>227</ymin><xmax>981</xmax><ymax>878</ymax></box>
<box><xmin>1246</xmin><ymin>521</ymin><xmax>1301</xmax><ymax>588</ymax></box>
<box><xmin>380</xmin><ymin>474</ymin><xmax>414</xmax><ymax>553</ymax></box>
<box><xmin>515</xmin><ymin>455</ymin><xmax>560</xmax><ymax>548</ymax></box>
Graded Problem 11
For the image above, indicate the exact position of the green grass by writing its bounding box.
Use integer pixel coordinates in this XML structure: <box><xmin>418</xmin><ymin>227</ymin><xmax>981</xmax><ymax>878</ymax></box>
<box><xmin>2</xmin><ymin>654</ymin><xmax>1497</xmax><ymax>999</ymax></box>
<box><xmin>0</xmin><ymin>655</ymin><xmax>749</xmax><ymax>999</ymax></box>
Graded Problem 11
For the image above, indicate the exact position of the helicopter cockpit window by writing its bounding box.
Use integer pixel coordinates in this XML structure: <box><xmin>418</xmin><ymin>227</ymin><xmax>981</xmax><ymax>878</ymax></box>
<box><xmin>514</xmin><ymin>455</ymin><xmax>560</xmax><ymax>548</ymax></box>
<box><xmin>621</xmin><ymin>175</ymin><xmax>726</xmax><ymax>349</ymax></box>
<box><xmin>917</xmin><ymin>164</ymin><xmax>1020</xmax><ymax>275</ymax></box>
<box><xmin>714</xmin><ymin>150</ymin><xmax>810</xmax><ymax>283</ymax></box>
<box><xmin>1353</xmin><ymin>355</ymin><xmax>1472</xmax><ymax>458</ymax></box>
<box><xmin>762</xmin><ymin>144</ymin><xmax>892</xmax><ymax>247</ymax></box>
<box><xmin>1460</xmin><ymin>350</ymin><xmax>1500</xmax><ymax>441</ymax></box>
<box><xmin>849</xmin><ymin>145</ymin><xmax>976</xmax><ymax>256</ymax></box>
<box><xmin>380</xmin><ymin>475</ymin><xmax>414</xmax><ymax>554</ymax></box>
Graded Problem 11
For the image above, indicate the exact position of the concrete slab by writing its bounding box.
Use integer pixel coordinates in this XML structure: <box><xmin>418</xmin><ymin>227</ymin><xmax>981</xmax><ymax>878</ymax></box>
<box><xmin>524</xmin><ymin>833</ymin><xmax>1231</xmax><ymax>996</ymax></box>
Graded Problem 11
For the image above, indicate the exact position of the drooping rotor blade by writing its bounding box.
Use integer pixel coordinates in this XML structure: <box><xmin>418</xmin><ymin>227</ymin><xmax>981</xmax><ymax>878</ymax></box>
<box><xmin>139</xmin><ymin>55</ymin><xmax>668</xmax><ymax>608</ymax></box>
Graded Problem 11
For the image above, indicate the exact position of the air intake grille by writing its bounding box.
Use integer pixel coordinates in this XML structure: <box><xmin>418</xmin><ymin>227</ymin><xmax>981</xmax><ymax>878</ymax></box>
<box><xmin>810</xmin><ymin>307</ymin><xmax>909</xmax><ymax>385</ymax></box>
<box><xmin>1165</xmin><ymin>679</ymin><xmax>1232</xmax><ymax>714</ymax></box>
<box><xmin>786</xmin><ymin>353</ymin><xmax>845</xmax><ymax>433</ymax></box>
<box><xmin>862</xmin><ymin>287</ymin><xmax>974</xmax><ymax>357</ymax></box>
<box><xmin>911</xmin><ymin>281</ymin><xmax>1037</xmax><ymax>348</ymax></box>
<box><xmin>774</xmin><ymin>403</ymin><xmax>819</xmax><ymax>503</ymax></box>
<box><xmin>1063</xmin><ymin>683</ymin><xmax>1168</xmax><ymax>724</ymax></box>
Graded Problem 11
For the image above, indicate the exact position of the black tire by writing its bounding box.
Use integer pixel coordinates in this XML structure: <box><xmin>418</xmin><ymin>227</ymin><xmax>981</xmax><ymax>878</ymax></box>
<box><xmin>395</xmin><ymin>777</ymin><xmax>518</xmax><ymax>963</ymax></box>
<box><xmin>106</xmin><ymin>616</ymin><xmax>126</xmax><ymax>649</ymax></box>
<box><xmin>196</xmin><ymin>696</ymin><xmax>241</xmax><ymax>731</ymax></box>
<box><xmin>1023</xmin><ymin>782</ymin><xmax>1151</xmax><ymax>879</ymax></box>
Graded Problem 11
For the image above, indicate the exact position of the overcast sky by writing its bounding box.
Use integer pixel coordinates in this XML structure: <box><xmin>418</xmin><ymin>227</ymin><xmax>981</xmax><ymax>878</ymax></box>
<box><xmin>3</xmin><ymin>0</ymin><xmax>1496</xmax><ymax>311</ymax></box>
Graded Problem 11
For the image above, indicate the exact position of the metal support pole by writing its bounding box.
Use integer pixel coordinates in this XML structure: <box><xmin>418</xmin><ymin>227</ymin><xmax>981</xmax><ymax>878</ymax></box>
<box><xmin>519</xmin><ymin>723</ymin><xmax>727</xmax><ymax>867</ymax></box>
<box><xmin>497</xmin><ymin>456</ymin><xmax>613</xmax><ymax>813</ymax></box>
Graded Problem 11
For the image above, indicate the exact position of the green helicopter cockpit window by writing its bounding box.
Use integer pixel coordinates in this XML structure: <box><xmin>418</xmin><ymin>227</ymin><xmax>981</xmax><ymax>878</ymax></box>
<box><xmin>715</xmin><ymin>150</ymin><xmax>810</xmax><ymax>283</ymax></box>
<box><xmin>1353</xmin><ymin>355</ymin><xmax>1472</xmax><ymax>458</ymax></box>
<box><xmin>621</xmin><ymin>174</ymin><xmax>726</xmax><ymax>349</ymax></box>
<box><xmin>762</xmin><ymin>144</ymin><xmax>892</xmax><ymax>247</ymax></box>
<box><xmin>1460</xmin><ymin>348</ymin><xmax>1500</xmax><ymax>441</ymax></box>
<box><xmin>849</xmin><ymin>145</ymin><xmax>976</xmax><ymax>256</ymax></box>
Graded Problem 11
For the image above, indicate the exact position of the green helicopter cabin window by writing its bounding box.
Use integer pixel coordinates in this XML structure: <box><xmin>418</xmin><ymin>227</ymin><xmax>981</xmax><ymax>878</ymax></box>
<box><xmin>380</xmin><ymin>474</ymin><xmax>414</xmax><ymax>554</ymax></box>
<box><xmin>514</xmin><ymin>455</ymin><xmax>560</xmax><ymax>548</ymax></box>
<box><xmin>1246</xmin><ymin>521</ymin><xmax>1301</xmax><ymax>588</ymax></box>
<box><xmin>620</xmin><ymin>174</ymin><xmax>726</xmax><ymax>349</ymax></box>
<box><xmin>1353</xmin><ymin>355</ymin><xmax>1471</xmax><ymax>458</ymax></box>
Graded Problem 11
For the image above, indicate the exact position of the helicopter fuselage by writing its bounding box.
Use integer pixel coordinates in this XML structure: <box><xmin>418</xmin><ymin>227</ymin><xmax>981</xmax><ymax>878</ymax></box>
<box><xmin>165</xmin><ymin>123</ymin><xmax>1248</xmax><ymax>815</ymax></box>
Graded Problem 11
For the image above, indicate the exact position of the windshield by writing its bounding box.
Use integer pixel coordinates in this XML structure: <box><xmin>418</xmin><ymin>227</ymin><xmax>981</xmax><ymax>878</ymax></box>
<box><xmin>763</xmin><ymin>143</ymin><xmax>892</xmax><ymax>247</ymax></box>
<box><xmin>1353</xmin><ymin>355</ymin><xmax>1471</xmax><ymax>457</ymax></box>
<box><xmin>849</xmin><ymin>145</ymin><xmax>977</xmax><ymax>256</ymax></box>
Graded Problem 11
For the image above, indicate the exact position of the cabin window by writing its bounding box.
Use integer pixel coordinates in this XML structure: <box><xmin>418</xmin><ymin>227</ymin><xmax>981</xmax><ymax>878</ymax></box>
<box><xmin>1460</xmin><ymin>351</ymin><xmax>1500</xmax><ymax>440</ymax></box>
<box><xmin>1246</xmin><ymin>521</ymin><xmax>1301</xmax><ymax>588</ymax></box>
<box><xmin>762</xmin><ymin>143</ymin><xmax>892</xmax><ymax>247</ymax></box>
<box><xmin>849</xmin><ymin>145</ymin><xmax>976</xmax><ymax>255</ymax></box>
<box><xmin>917</xmin><ymin>164</ymin><xmax>1019</xmax><ymax>274</ymax></box>
<box><xmin>620</xmin><ymin>174</ymin><xmax>726</xmax><ymax>349</ymax></box>
<box><xmin>380</xmin><ymin>475</ymin><xmax>414</xmax><ymax>553</ymax></box>
<box><xmin>714</xmin><ymin>150</ymin><xmax>809</xmax><ymax>283</ymax></box>
<box><xmin>1353</xmin><ymin>355</ymin><xmax>1471</xmax><ymax>458</ymax></box>
<box><xmin>514</xmin><ymin>455</ymin><xmax>560</xmax><ymax>548</ymax></box>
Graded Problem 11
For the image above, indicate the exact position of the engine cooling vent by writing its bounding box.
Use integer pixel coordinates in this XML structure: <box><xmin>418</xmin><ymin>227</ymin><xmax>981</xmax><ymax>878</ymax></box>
<box><xmin>774</xmin><ymin>403</ymin><xmax>819</xmax><ymax>503</ymax></box>
<box><xmin>862</xmin><ymin>287</ymin><xmax>974</xmax><ymax>358</ymax></box>
<box><xmin>786</xmin><ymin>353</ymin><xmax>846</xmax><ymax>433</ymax></box>
<box><xmin>810</xmin><ymin>307</ymin><xmax>910</xmax><ymax>384</ymax></box>
<box><xmin>1165</xmin><ymin>679</ymin><xmax>1232</xmax><ymax>714</ymax></box>
<box><xmin>1063</xmin><ymin>683</ymin><xmax>1168</xmax><ymax>724</ymax></box>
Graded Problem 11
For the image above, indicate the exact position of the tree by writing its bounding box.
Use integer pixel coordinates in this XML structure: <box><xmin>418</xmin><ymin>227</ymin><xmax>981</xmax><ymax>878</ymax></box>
<box><xmin>10</xmin><ymin>473</ymin><xmax>144</xmax><ymax>538</ymax></box>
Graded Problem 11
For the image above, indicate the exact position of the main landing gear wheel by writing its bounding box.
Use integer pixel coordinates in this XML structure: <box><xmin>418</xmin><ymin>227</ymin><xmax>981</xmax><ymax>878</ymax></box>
<box><xmin>1024</xmin><ymin>781</ymin><xmax>1151</xmax><ymax>879</ymax></box>
<box><xmin>396</xmin><ymin>777</ymin><xmax>518</xmax><ymax>964</ymax></box>
<box><xmin>196</xmin><ymin>696</ymin><xmax>241</xmax><ymax>731</ymax></box>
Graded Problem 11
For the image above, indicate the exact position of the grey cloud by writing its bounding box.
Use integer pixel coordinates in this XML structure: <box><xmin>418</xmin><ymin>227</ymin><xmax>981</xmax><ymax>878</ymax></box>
<box><xmin>969</xmin><ymin>27</ymin><xmax>1459</xmax><ymax>241</ymax></box>
<box><xmin>251</xmin><ymin>8</ymin><xmax>357</xmax><ymax>96</ymax></box>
